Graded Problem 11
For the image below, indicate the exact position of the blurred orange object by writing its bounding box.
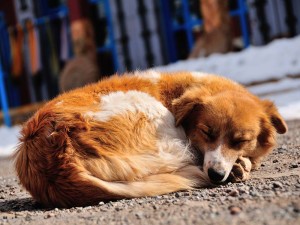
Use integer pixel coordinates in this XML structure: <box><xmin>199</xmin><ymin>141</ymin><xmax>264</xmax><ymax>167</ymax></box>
<box><xmin>9</xmin><ymin>24</ymin><xmax>24</xmax><ymax>78</ymax></box>
<box><xmin>60</xmin><ymin>18</ymin><xmax>99</xmax><ymax>92</ymax></box>
<box><xmin>70</xmin><ymin>19</ymin><xmax>97</xmax><ymax>62</ymax></box>
<box><xmin>26</xmin><ymin>20</ymin><xmax>40</xmax><ymax>75</ymax></box>
<box><xmin>189</xmin><ymin>0</ymin><xmax>233</xmax><ymax>58</ymax></box>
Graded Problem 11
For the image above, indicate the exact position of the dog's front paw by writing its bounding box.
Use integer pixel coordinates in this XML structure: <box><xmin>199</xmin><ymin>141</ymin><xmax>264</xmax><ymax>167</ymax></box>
<box><xmin>228</xmin><ymin>156</ymin><xmax>252</xmax><ymax>183</ymax></box>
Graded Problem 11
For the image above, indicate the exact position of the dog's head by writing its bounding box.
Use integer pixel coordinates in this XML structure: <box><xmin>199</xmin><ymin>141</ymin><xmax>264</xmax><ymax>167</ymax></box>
<box><xmin>172</xmin><ymin>87</ymin><xmax>287</xmax><ymax>183</ymax></box>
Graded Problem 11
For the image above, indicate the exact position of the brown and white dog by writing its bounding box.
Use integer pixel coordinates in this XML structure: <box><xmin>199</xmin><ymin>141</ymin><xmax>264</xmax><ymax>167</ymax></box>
<box><xmin>14</xmin><ymin>71</ymin><xmax>287</xmax><ymax>207</ymax></box>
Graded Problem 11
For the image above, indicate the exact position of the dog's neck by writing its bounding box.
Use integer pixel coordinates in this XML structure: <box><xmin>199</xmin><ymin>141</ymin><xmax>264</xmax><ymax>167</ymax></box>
<box><xmin>158</xmin><ymin>77</ymin><xmax>195</xmax><ymax>112</ymax></box>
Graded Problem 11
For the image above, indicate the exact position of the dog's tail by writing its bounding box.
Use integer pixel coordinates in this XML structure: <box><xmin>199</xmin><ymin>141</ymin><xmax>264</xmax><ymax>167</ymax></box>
<box><xmin>81</xmin><ymin>164</ymin><xmax>209</xmax><ymax>200</ymax></box>
<box><xmin>51</xmin><ymin>165</ymin><xmax>209</xmax><ymax>207</ymax></box>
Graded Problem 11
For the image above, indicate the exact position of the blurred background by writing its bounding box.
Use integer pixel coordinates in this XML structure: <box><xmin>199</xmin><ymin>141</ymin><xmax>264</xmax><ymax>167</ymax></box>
<box><xmin>0</xmin><ymin>0</ymin><xmax>300</xmax><ymax>127</ymax></box>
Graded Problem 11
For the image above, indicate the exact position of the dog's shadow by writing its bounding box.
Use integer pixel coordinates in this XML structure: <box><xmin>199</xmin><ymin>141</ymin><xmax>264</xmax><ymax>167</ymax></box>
<box><xmin>0</xmin><ymin>198</ymin><xmax>48</xmax><ymax>212</ymax></box>
<box><xmin>0</xmin><ymin>197</ymin><xmax>122</xmax><ymax>212</ymax></box>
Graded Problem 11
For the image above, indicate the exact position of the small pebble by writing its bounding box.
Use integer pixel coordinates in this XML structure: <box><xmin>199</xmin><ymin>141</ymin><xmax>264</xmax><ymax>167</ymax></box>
<box><xmin>45</xmin><ymin>213</ymin><xmax>55</xmax><ymax>219</ymax></box>
<box><xmin>25</xmin><ymin>214</ymin><xmax>32</xmax><ymax>221</ymax></box>
<box><xmin>291</xmin><ymin>164</ymin><xmax>298</xmax><ymax>168</ymax></box>
<box><xmin>250</xmin><ymin>191</ymin><xmax>259</xmax><ymax>197</ymax></box>
<box><xmin>228</xmin><ymin>189</ymin><xmax>239</xmax><ymax>197</ymax></box>
<box><xmin>135</xmin><ymin>212</ymin><xmax>143</xmax><ymax>219</ymax></box>
<box><xmin>229</xmin><ymin>206</ymin><xmax>242</xmax><ymax>215</ymax></box>
<box><xmin>152</xmin><ymin>205</ymin><xmax>158</xmax><ymax>210</ymax></box>
<box><xmin>294</xmin><ymin>208</ymin><xmax>300</xmax><ymax>213</ymax></box>
<box><xmin>225</xmin><ymin>188</ymin><xmax>232</xmax><ymax>193</ymax></box>
<box><xmin>273</xmin><ymin>182</ymin><xmax>283</xmax><ymax>188</ymax></box>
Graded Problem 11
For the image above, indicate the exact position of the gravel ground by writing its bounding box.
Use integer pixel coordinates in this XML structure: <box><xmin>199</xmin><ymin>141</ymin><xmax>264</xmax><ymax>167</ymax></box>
<box><xmin>0</xmin><ymin>120</ymin><xmax>300</xmax><ymax>225</ymax></box>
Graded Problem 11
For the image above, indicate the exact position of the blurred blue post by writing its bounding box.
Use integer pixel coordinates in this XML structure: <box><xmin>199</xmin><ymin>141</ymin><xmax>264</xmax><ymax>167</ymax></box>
<box><xmin>181</xmin><ymin>0</ymin><xmax>194</xmax><ymax>52</ymax></box>
<box><xmin>0</xmin><ymin>59</ymin><xmax>12</xmax><ymax>127</ymax></box>
<box><xmin>159</xmin><ymin>0</ymin><xmax>177</xmax><ymax>62</ymax></box>
<box><xmin>0</xmin><ymin>12</ymin><xmax>12</xmax><ymax>126</ymax></box>
<box><xmin>90</xmin><ymin>0</ymin><xmax>119</xmax><ymax>72</ymax></box>
<box><xmin>238</xmin><ymin>0</ymin><xmax>250</xmax><ymax>47</ymax></box>
<box><xmin>102</xmin><ymin>0</ymin><xmax>119</xmax><ymax>72</ymax></box>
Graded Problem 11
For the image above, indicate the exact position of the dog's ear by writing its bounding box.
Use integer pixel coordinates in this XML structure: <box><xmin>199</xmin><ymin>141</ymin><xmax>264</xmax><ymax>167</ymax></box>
<box><xmin>172</xmin><ymin>96</ymin><xmax>198</xmax><ymax>127</ymax></box>
<box><xmin>262</xmin><ymin>100</ymin><xmax>287</xmax><ymax>134</ymax></box>
<box><xmin>172</xmin><ymin>88</ymin><xmax>208</xmax><ymax>127</ymax></box>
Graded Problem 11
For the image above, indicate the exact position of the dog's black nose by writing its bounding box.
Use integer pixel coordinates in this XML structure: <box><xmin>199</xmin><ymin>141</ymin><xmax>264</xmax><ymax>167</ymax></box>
<box><xmin>207</xmin><ymin>168</ymin><xmax>225</xmax><ymax>182</ymax></box>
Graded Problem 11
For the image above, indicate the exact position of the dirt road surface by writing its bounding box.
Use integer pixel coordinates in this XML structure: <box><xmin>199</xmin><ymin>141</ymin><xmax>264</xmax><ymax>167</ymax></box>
<box><xmin>1</xmin><ymin>120</ymin><xmax>300</xmax><ymax>225</ymax></box>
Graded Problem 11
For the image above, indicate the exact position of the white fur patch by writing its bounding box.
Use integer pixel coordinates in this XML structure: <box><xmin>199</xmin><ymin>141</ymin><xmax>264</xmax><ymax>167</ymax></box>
<box><xmin>190</xmin><ymin>71</ymin><xmax>210</xmax><ymax>79</ymax></box>
<box><xmin>204</xmin><ymin>144</ymin><xmax>236</xmax><ymax>182</ymax></box>
<box><xmin>134</xmin><ymin>70</ymin><xmax>161</xmax><ymax>84</ymax></box>
<box><xmin>85</xmin><ymin>91</ymin><xmax>168</xmax><ymax>122</ymax></box>
<box><xmin>55</xmin><ymin>101</ymin><xmax>64</xmax><ymax>106</ymax></box>
<box><xmin>85</xmin><ymin>91</ymin><xmax>192</xmax><ymax>165</ymax></box>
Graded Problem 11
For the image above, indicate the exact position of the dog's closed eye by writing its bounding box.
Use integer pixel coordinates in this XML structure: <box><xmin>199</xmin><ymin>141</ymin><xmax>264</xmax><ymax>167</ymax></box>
<box><xmin>231</xmin><ymin>139</ymin><xmax>251</xmax><ymax>149</ymax></box>
<box><xmin>197</xmin><ymin>125</ymin><xmax>216</xmax><ymax>141</ymax></box>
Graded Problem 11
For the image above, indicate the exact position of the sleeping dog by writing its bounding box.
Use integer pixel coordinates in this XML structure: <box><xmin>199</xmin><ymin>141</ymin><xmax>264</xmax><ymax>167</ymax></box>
<box><xmin>15</xmin><ymin>71</ymin><xmax>287</xmax><ymax>207</ymax></box>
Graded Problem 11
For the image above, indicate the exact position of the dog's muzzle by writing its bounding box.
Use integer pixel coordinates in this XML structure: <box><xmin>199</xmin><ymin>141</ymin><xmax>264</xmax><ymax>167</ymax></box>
<box><xmin>204</xmin><ymin>145</ymin><xmax>236</xmax><ymax>183</ymax></box>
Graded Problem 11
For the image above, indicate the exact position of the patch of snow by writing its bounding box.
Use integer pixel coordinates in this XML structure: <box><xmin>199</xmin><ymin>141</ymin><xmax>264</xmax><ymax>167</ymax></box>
<box><xmin>248</xmin><ymin>78</ymin><xmax>300</xmax><ymax>96</ymax></box>
<box><xmin>156</xmin><ymin>36</ymin><xmax>300</xmax><ymax>85</ymax></box>
<box><xmin>279</xmin><ymin>101</ymin><xmax>300</xmax><ymax>121</ymax></box>
<box><xmin>0</xmin><ymin>126</ymin><xmax>21</xmax><ymax>157</ymax></box>
<box><xmin>260</xmin><ymin>88</ymin><xmax>300</xmax><ymax>107</ymax></box>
